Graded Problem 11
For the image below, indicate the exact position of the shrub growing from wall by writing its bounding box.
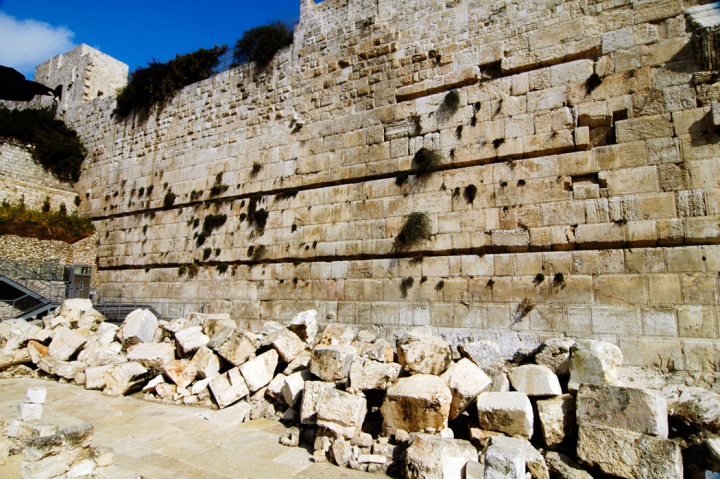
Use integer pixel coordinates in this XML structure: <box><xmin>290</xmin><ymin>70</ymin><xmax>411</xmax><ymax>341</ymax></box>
<box><xmin>232</xmin><ymin>22</ymin><xmax>294</xmax><ymax>69</ymax></box>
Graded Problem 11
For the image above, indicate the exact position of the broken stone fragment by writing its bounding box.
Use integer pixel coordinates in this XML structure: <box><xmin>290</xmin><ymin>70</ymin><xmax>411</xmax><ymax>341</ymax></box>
<box><xmin>476</xmin><ymin>391</ymin><xmax>534</xmax><ymax>439</ymax></box>
<box><xmin>209</xmin><ymin>368</ymin><xmax>249</xmax><ymax>409</ymax></box>
<box><xmin>349</xmin><ymin>356</ymin><xmax>402</xmax><ymax>391</ymax></box>
<box><xmin>405</xmin><ymin>433</ymin><xmax>477</xmax><ymax>479</ymax></box>
<box><xmin>200</xmin><ymin>314</ymin><xmax>235</xmax><ymax>338</ymax></box>
<box><xmin>361</xmin><ymin>338</ymin><xmax>394</xmax><ymax>363</ymax></box>
<box><xmin>117</xmin><ymin>308</ymin><xmax>158</xmax><ymax>348</ymax></box>
<box><xmin>84</xmin><ymin>365</ymin><xmax>113</xmax><ymax>390</ymax></box>
<box><xmin>545</xmin><ymin>451</ymin><xmax>593</xmax><ymax>479</ymax></box>
<box><xmin>48</xmin><ymin>327</ymin><xmax>87</xmax><ymax>361</ymax></box>
<box><xmin>163</xmin><ymin>359</ymin><xmax>197</xmax><ymax>389</ymax></box>
<box><xmin>37</xmin><ymin>357</ymin><xmax>85</xmax><ymax>381</ymax></box>
<box><xmin>239</xmin><ymin>349</ymin><xmax>279</xmax><ymax>392</ymax></box>
<box><xmin>534</xmin><ymin>337</ymin><xmax>575</xmax><ymax>375</ymax></box>
<box><xmin>126</xmin><ymin>342</ymin><xmax>175</xmax><ymax>369</ymax></box>
<box><xmin>317</xmin><ymin>323</ymin><xmax>355</xmax><ymax>346</ymax></box>
<box><xmin>381</xmin><ymin>374</ymin><xmax>452</xmax><ymax>435</ymax></box>
<box><xmin>482</xmin><ymin>436</ymin><xmax>526</xmax><ymax>479</ymax></box>
<box><xmin>508</xmin><ymin>364</ymin><xmax>562</xmax><ymax>397</ymax></box>
<box><xmin>103</xmin><ymin>361</ymin><xmax>148</xmax><ymax>396</ymax></box>
<box><xmin>191</xmin><ymin>346</ymin><xmax>220</xmax><ymax>379</ymax></box>
<box><xmin>215</xmin><ymin>332</ymin><xmax>256</xmax><ymax>367</ymax></box>
<box><xmin>309</xmin><ymin>344</ymin><xmax>356</xmax><ymax>382</ymax></box>
<box><xmin>537</xmin><ymin>394</ymin><xmax>576</xmax><ymax>449</ymax></box>
<box><xmin>77</xmin><ymin>338</ymin><xmax>122</xmax><ymax>368</ymax></box>
<box><xmin>316</xmin><ymin>388</ymin><xmax>367</xmax><ymax>439</ymax></box>
<box><xmin>58</xmin><ymin>298</ymin><xmax>94</xmax><ymax>325</ymax></box>
<box><xmin>271</xmin><ymin>328</ymin><xmax>306</xmax><ymax>363</ymax></box>
<box><xmin>397</xmin><ymin>328</ymin><xmax>452</xmax><ymax>376</ymax></box>
<box><xmin>26</xmin><ymin>340</ymin><xmax>49</xmax><ymax>364</ymax></box>
<box><xmin>174</xmin><ymin>326</ymin><xmax>210</xmax><ymax>357</ymax></box>
<box><xmin>300</xmin><ymin>381</ymin><xmax>336</xmax><ymax>425</ymax></box>
<box><xmin>576</xmin><ymin>423</ymin><xmax>682</xmax><ymax>479</ymax></box>
<box><xmin>440</xmin><ymin>358</ymin><xmax>492</xmax><ymax>420</ymax></box>
<box><xmin>664</xmin><ymin>385</ymin><xmax>720</xmax><ymax>433</ymax></box>
<box><xmin>280</xmin><ymin>426</ymin><xmax>301</xmax><ymax>448</ymax></box>
<box><xmin>283</xmin><ymin>349</ymin><xmax>311</xmax><ymax>375</ymax></box>
<box><xmin>282</xmin><ymin>369</ymin><xmax>313</xmax><ymax>407</ymax></box>
<box><xmin>459</xmin><ymin>340</ymin><xmax>504</xmax><ymax>369</ymax></box>
<box><xmin>577</xmin><ymin>383</ymin><xmax>668</xmax><ymax>437</ymax></box>
<box><xmin>289</xmin><ymin>310</ymin><xmax>319</xmax><ymax>343</ymax></box>
<box><xmin>568</xmin><ymin>340</ymin><xmax>622</xmax><ymax>391</ymax></box>
<box><xmin>329</xmin><ymin>437</ymin><xmax>352</xmax><ymax>466</ymax></box>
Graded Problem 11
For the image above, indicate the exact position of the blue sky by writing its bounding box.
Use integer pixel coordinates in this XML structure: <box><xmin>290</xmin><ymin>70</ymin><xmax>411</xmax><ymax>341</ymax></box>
<box><xmin>0</xmin><ymin>0</ymin><xmax>301</xmax><ymax>79</ymax></box>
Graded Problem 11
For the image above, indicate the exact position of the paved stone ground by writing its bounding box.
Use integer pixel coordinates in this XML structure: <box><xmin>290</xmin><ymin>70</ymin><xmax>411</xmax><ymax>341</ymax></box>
<box><xmin>0</xmin><ymin>378</ymin><xmax>386</xmax><ymax>478</ymax></box>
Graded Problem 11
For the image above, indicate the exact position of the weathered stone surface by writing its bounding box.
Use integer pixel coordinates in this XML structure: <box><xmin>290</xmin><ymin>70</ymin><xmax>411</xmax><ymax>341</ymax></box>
<box><xmin>545</xmin><ymin>452</ymin><xmax>593</xmax><ymax>479</ymax></box>
<box><xmin>199</xmin><ymin>314</ymin><xmax>235</xmax><ymax>338</ymax></box>
<box><xmin>36</xmin><ymin>356</ymin><xmax>84</xmax><ymax>380</ymax></box>
<box><xmin>361</xmin><ymin>338</ymin><xmax>395</xmax><ymax>363</ymax></box>
<box><xmin>577</xmin><ymin>384</ymin><xmax>668</xmax><ymax>437</ymax></box>
<box><xmin>664</xmin><ymin>385</ymin><xmax>720</xmax><ymax>432</ymax></box>
<box><xmin>208</xmin><ymin>368</ymin><xmax>249</xmax><ymax>409</ymax></box>
<box><xmin>282</xmin><ymin>369</ymin><xmax>313</xmax><ymax>407</ymax></box>
<box><xmin>300</xmin><ymin>381</ymin><xmax>337</xmax><ymax>425</ymax></box>
<box><xmin>317</xmin><ymin>323</ymin><xmax>355</xmax><ymax>346</ymax></box>
<box><xmin>405</xmin><ymin>433</ymin><xmax>477</xmax><ymax>479</ymax></box>
<box><xmin>77</xmin><ymin>338</ymin><xmax>122</xmax><ymax>368</ymax></box>
<box><xmin>483</xmin><ymin>436</ymin><xmax>526</xmax><ymax>479</ymax></box>
<box><xmin>316</xmin><ymin>388</ymin><xmax>367</xmax><ymax>439</ymax></box>
<box><xmin>126</xmin><ymin>342</ymin><xmax>175</xmax><ymax>369</ymax></box>
<box><xmin>459</xmin><ymin>340</ymin><xmax>504</xmax><ymax>369</ymax></box>
<box><xmin>27</xmin><ymin>340</ymin><xmax>49</xmax><ymax>364</ymax></box>
<box><xmin>508</xmin><ymin>364</ymin><xmax>562</xmax><ymax>397</ymax></box>
<box><xmin>59</xmin><ymin>298</ymin><xmax>94</xmax><ymax>325</ymax></box>
<box><xmin>524</xmin><ymin>440</ymin><xmax>549</xmax><ymax>479</ymax></box>
<box><xmin>215</xmin><ymin>333</ymin><xmax>256</xmax><ymax>367</ymax></box>
<box><xmin>103</xmin><ymin>362</ymin><xmax>148</xmax><ymax>396</ymax></box>
<box><xmin>289</xmin><ymin>310</ymin><xmax>318</xmax><ymax>343</ymax></box>
<box><xmin>476</xmin><ymin>391</ymin><xmax>534</xmax><ymax>439</ymax></box>
<box><xmin>271</xmin><ymin>329</ymin><xmax>306</xmax><ymax>363</ymax></box>
<box><xmin>568</xmin><ymin>340</ymin><xmax>623</xmax><ymax>391</ymax></box>
<box><xmin>239</xmin><ymin>349</ymin><xmax>279</xmax><ymax>392</ymax></box>
<box><xmin>397</xmin><ymin>329</ymin><xmax>452</xmax><ymax>376</ymax></box>
<box><xmin>349</xmin><ymin>356</ymin><xmax>402</xmax><ymax>391</ymax></box>
<box><xmin>48</xmin><ymin>327</ymin><xmax>86</xmax><ymax>361</ymax></box>
<box><xmin>576</xmin><ymin>423</ymin><xmax>682</xmax><ymax>479</ymax></box>
<box><xmin>534</xmin><ymin>338</ymin><xmax>575</xmax><ymax>375</ymax></box>
<box><xmin>117</xmin><ymin>309</ymin><xmax>158</xmax><ymax>347</ymax></box>
<box><xmin>284</xmin><ymin>349</ymin><xmax>312</xmax><ymax>375</ymax></box>
<box><xmin>440</xmin><ymin>358</ymin><xmax>491</xmax><ymax>420</ymax></box>
<box><xmin>381</xmin><ymin>374</ymin><xmax>452</xmax><ymax>435</ymax></box>
<box><xmin>537</xmin><ymin>394</ymin><xmax>576</xmax><ymax>449</ymax></box>
<box><xmin>162</xmin><ymin>359</ymin><xmax>197</xmax><ymax>389</ymax></box>
<box><xmin>24</xmin><ymin>386</ymin><xmax>47</xmax><ymax>404</ymax></box>
<box><xmin>191</xmin><ymin>346</ymin><xmax>220</xmax><ymax>379</ymax></box>
<box><xmin>330</xmin><ymin>437</ymin><xmax>352</xmax><ymax>466</ymax></box>
<box><xmin>83</xmin><ymin>365</ymin><xmax>111</xmax><ymax>390</ymax></box>
<box><xmin>309</xmin><ymin>345</ymin><xmax>356</xmax><ymax>382</ymax></box>
<box><xmin>174</xmin><ymin>326</ymin><xmax>210</xmax><ymax>356</ymax></box>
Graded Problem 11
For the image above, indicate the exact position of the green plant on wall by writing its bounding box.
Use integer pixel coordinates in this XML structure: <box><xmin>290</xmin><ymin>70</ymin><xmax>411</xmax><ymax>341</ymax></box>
<box><xmin>114</xmin><ymin>45</ymin><xmax>228</xmax><ymax>119</ymax></box>
<box><xmin>232</xmin><ymin>21</ymin><xmax>294</xmax><ymax>69</ymax></box>
<box><xmin>412</xmin><ymin>148</ymin><xmax>443</xmax><ymax>177</ymax></box>
<box><xmin>397</xmin><ymin>212</ymin><xmax>431</xmax><ymax>246</ymax></box>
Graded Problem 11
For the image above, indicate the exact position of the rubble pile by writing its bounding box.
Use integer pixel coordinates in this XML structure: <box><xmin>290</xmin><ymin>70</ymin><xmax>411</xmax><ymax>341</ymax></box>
<box><xmin>1</xmin><ymin>299</ymin><xmax>720</xmax><ymax>478</ymax></box>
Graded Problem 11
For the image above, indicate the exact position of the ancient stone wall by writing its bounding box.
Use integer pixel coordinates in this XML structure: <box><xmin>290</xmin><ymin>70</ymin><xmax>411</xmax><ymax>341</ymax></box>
<box><xmin>52</xmin><ymin>0</ymin><xmax>720</xmax><ymax>369</ymax></box>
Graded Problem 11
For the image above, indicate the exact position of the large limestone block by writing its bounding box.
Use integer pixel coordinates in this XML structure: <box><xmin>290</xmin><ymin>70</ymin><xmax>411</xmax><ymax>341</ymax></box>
<box><xmin>534</xmin><ymin>338</ymin><xmax>575</xmax><ymax>375</ymax></box>
<box><xmin>126</xmin><ymin>342</ymin><xmax>175</xmax><ymax>369</ymax></box>
<box><xmin>77</xmin><ymin>308</ymin><xmax>105</xmax><ymax>330</ymax></box>
<box><xmin>508</xmin><ymin>364</ymin><xmax>562</xmax><ymax>397</ymax></box>
<box><xmin>103</xmin><ymin>362</ymin><xmax>148</xmax><ymax>396</ymax></box>
<box><xmin>537</xmin><ymin>394</ymin><xmax>576</xmax><ymax>449</ymax></box>
<box><xmin>459</xmin><ymin>340</ymin><xmax>504</xmax><ymax>369</ymax></box>
<box><xmin>316</xmin><ymin>388</ymin><xmax>367</xmax><ymax>439</ymax></box>
<box><xmin>191</xmin><ymin>346</ymin><xmax>220</xmax><ymax>379</ymax></box>
<box><xmin>93</xmin><ymin>322</ymin><xmax>119</xmax><ymax>345</ymax></box>
<box><xmin>174</xmin><ymin>326</ymin><xmax>209</xmax><ymax>357</ymax></box>
<box><xmin>282</xmin><ymin>370</ymin><xmax>313</xmax><ymax>407</ymax></box>
<box><xmin>239</xmin><ymin>349</ymin><xmax>278</xmax><ymax>392</ymax></box>
<box><xmin>200</xmin><ymin>314</ymin><xmax>235</xmax><ymax>338</ymax></box>
<box><xmin>59</xmin><ymin>299</ymin><xmax>94</xmax><ymax>324</ymax></box>
<box><xmin>48</xmin><ymin>327</ymin><xmax>86</xmax><ymax>361</ymax></box>
<box><xmin>349</xmin><ymin>356</ymin><xmax>402</xmax><ymax>391</ymax></box>
<box><xmin>397</xmin><ymin>329</ymin><xmax>452</xmax><ymax>376</ymax></box>
<box><xmin>568</xmin><ymin>340</ymin><xmax>622</xmax><ymax>391</ymax></box>
<box><xmin>84</xmin><ymin>365</ymin><xmax>112</xmax><ymax>390</ymax></box>
<box><xmin>545</xmin><ymin>452</ymin><xmax>593</xmax><ymax>479</ymax></box>
<box><xmin>215</xmin><ymin>333</ymin><xmax>256</xmax><ymax>366</ymax></box>
<box><xmin>163</xmin><ymin>359</ymin><xmax>197</xmax><ymax>389</ymax></box>
<box><xmin>271</xmin><ymin>329</ymin><xmax>306</xmax><ymax>363</ymax></box>
<box><xmin>289</xmin><ymin>310</ymin><xmax>318</xmax><ymax>343</ymax></box>
<box><xmin>361</xmin><ymin>338</ymin><xmax>395</xmax><ymax>363</ymax></box>
<box><xmin>665</xmin><ymin>385</ymin><xmax>720</xmax><ymax>433</ymax></box>
<box><xmin>36</xmin><ymin>357</ymin><xmax>84</xmax><ymax>381</ymax></box>
<box><xmin>576</xmin><ymin>423</ymin><xmax>682</xmax><ymax>479</ymax></box>
<box><xmin>381</xmin><ymin>374</ymin><xmax>452</xmax><ymax>435</ymax></box>
<box><xmin>405</xmin><ymin>434</ymin><xmax>478</xmax><ymax>479</ymax></box>
<box><xmin>317</xmin><ymin>323</ymin><xmax>355</xmax><ymax>346</ymax></box>
<box><xmin>483</xmin><ymin>436</ymin><xmax>526</xmax><ymax>479</ymax></box>
<box><xmin>208</xmin><ymin>368</ymin><xmax>249</xmax><ymax>409</ymax></box>
<box><xmin>441</xmin><ymin>358</ymin><xmax>492</xmax><ymax>420</ymax></box>
<box><xmin>300</xmin><ymin>381</ymin><xmax>336</xmax><ymax>424</ymax></box>
<box><xmin>577</xmin><ymin>384</ymin><xmax>668</xmax><ymax>437</ymax></box>
<box><xmin>77</xmin><ymin>339</ymin><xmax>122</xmax><ymax>368</ymax></box>
<box><xmin>476</xmin><ymin>392</ymin><xmax>534</xmax><ymax>439</ymax></box>
<box><xmin>117</xmin><ymin>309</ymin><xmax>158</xmax><ymax>347</ymax></box>
<box><xmin>309</xmin><ymin>345</ymin><xmax>356</xmax><ymax>382</ymax></box>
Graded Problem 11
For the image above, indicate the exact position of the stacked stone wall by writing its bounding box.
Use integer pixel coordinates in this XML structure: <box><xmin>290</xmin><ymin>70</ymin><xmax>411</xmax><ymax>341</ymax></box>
<box><xmin>55</xmin><ymin>0</ymin><xmax>720</xmax><ymax>370</ymax></box>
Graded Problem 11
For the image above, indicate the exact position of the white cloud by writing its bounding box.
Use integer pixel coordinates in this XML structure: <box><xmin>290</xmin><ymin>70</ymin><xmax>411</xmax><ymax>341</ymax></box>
<box><xmin>0</xmin><ymin>12</ymin><xmax>76</xmax><ymax>78</ymax></box>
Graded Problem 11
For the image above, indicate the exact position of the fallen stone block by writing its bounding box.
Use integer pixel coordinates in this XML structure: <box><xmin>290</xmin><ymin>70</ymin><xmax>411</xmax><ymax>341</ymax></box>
<box><xmin>209</xmin><ymin>368</ymin><xmax>249</xmax><ymax>409</ymax></box>
<box><xmin>397</xmin><ymin>328</ymin><xmax>452</xmax><ymax>376</ymax></box>
<box><xmin>476</xmin><ymin>391</ymin><xmax>534</xmax><ymax>439</ymax></box>
<box><xmin>239</xmin><ymin>349</ymin><xmax>278</xmax><ymax>392</ymax></box>
<box><xmin>577</xmin><ymin>383</ymin><xmax>668</xmax><ymax>437</ymax></box>
<box><xmin>126</xmin><ymin>342</ymin><xmax>175</xmax><ymax>369</ymax></box>
<box><xmin>191</xmin><ymin>346</ymin><xmax>220</xmax><ymax>379</ymax></box>
<box><xmin>330</xmin><ymin>437</ymin><xmax>352</xmax><ymax>466</ymax></box>
<box><xmin>266</xmin><ymin>373</ymin><xmax>287</xmax><ymax>401</ymax></box>
<box><xmin>76</xmin><ymin>339</ymin><xmax>122</xmax><ymax>368</ymax></box>
<box><xmin>568</xmin><ymin>340</ymin><xmax>622</xmax><ymax>391</ymax></box>
<box><xmin>459</xmin><ymin>340</ymin><xmax>504</xmax><ymax>369</ymax></box>
<box><xmin>317</xmin><ymin>323</ymin><xmax>355</xmax><ymax>346</ymax></box>
<box><xmin>27</xmin><ymin>340</ymin><xmax>49</xmax><ymax>364</ymax></box>
<box><xmin>117</xmin><ymin>309</ymin><xmax>158</xmax><ymax>347</ymax></box>
<box><xmin>174</xmin><ymin>326</ymin><xmax>210</xmax><ymax>357</ymax></box>
<box><xmin>405</xmin><ymin>433</ymin><xmax>477</xmax><ymax>479</ymax></box>
<box><xmin>103</xmin><ymin>362</ymin><xmax>148</xmax><ymax>396</ymax></box>
<box><xmin>508</xmin><ymin>364</ymin><xmax>562</xmax><ymax>397</ymax></box>
<box><xmin>665</xmin><ymin>385</ymin><xmax>720</xmax><ymax>433</ymax></box>
<box><xmin>200</xmin><ymin>314</ymin><xmax>235</xmax><ymax>338</ymax></box>
<box><xmin>577</xmin><ymin>423</ymin><xmax>682</xmax><ymax>479</ymax></box>
<box><xmin>282</xmin><ymin>370</ymin><xmax>313</xmax><ymax>407</ymax></box>
<box><xmin>381</xmin><ymin>374</ymin><xmax>452</xmax><ymax>435</ymax></box>
<box><xmin>545</xmin><ymin>451</ymin><xmax>593</xmax><ymax>479</ymax></box>
<box><xmin>349</xmin><ymin>356</ymin><xmax>402</xmax><ymax>391</ymax></box>
<box><xmin>361</xmin><ymin>338</ymin><xmax>395</xmax><ymax>363</ymax></box>
<box><xmin>534</xmin><ymin>338</ymin><xmax>575</xmax><ymax>375</ymax></box>
<box><xmin>48</xmin><ymin>327</ymin><xmax>87</xmax><ymax>361</ymax></box>
<box><xmin>59</xmin><ymin>298</ymin><xmax>94</xmax><ymax>324</ymax></box>
<box><xmin>317</xmin><ymin>388</ymin><xmax>367</xmax><ymax>439</ymax></box>
<box><xmin>309</xmin><ymin>345</ymin><xmax>356</xmax><ymax>382</ymax></box>
<box><xmin>289</xmin><ymin>310</ymin><xmax>319</xmax><ymax>343</ymax></box>
<box><xmin>37</xmin><ymin>357</ymin><xmax>85</xmax><ymax>381</ymax></box>
<box><xmin>440</xmin><ymin>358</ymin><xmax>492</xmax><ymax>420</ymax></box>
<box><xmin>483</xmin><ymin>436</ymin><xmax>526</xmax><ymax>479</ymax></box>
<box><xmin>300</xmin><ymin>381</ymin><xmax>336</xmax><ymax>425</ymax></box>
<box><xmin>215</xmin><ymin>332</ymin><xmax>256</xmax><ymax>367</ymax></box>
<box><xmin>84</xmin><ymin>365</ymin><xmax>113</xmax><ymax>390</ymax></box>
<box><xmin>163</xmin><ymin>359</ymin><xmax>197</xmax><ymax>389</ymax></box>
<box><xmin>537</xmin><ymin>394</ymin><xmax>576</xmax><ymax>449</ymax></box>
<box><xmin>271</xmin><ymin>328</ymin><xmax>306</xmax><ymax>363</ymax></box>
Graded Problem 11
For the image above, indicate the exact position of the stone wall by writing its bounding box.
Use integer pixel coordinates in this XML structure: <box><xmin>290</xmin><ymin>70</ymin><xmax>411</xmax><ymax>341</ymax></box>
<box><xmin>44</xmin><ymin>0</ymin><xmax>720</xmax><ymax>369</ymax></box>
<box><xmin>0</xmin><ymin>142</ymin><xmax>79</xmax><ymax>211</ymax></box>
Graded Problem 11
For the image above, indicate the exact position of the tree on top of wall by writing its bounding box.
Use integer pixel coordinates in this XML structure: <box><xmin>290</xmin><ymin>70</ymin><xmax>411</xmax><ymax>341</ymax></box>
<box><xmin>232</xmin><ymin>22</ymin><xmax>294</xmax><ymax>69</ymax></box>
